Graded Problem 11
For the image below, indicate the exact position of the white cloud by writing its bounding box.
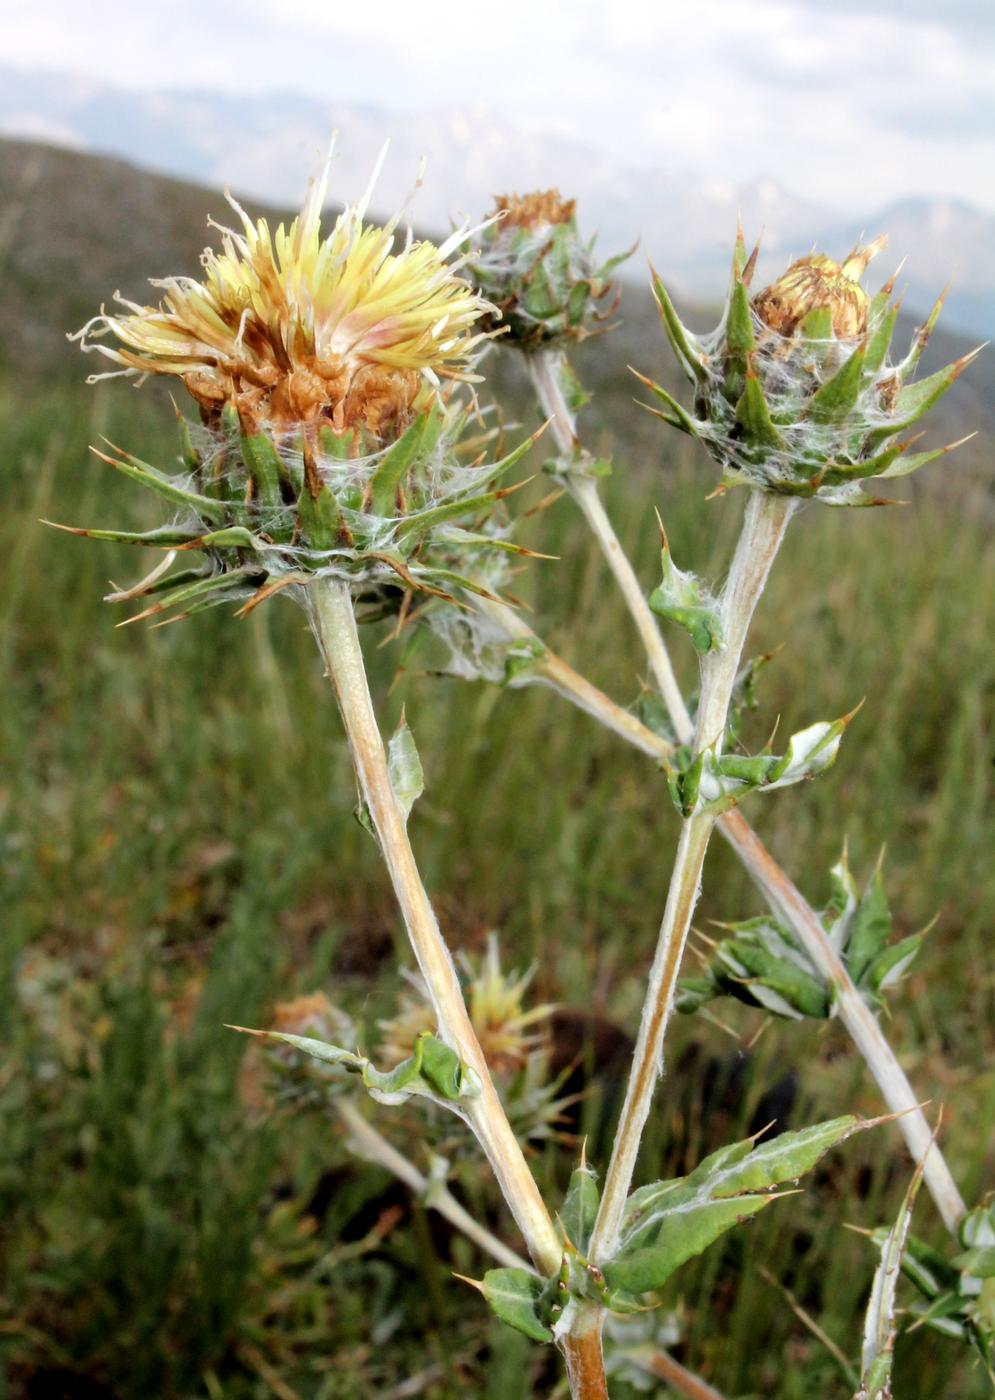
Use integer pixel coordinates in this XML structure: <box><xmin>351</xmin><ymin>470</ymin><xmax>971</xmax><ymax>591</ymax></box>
<box><xmin>3</xmin><ymin>0</ymin><xmax>994</xmax><ymax>212</ymax></box>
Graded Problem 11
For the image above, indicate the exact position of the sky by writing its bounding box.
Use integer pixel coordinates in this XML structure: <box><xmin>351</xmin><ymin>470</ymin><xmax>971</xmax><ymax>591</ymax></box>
<box><xmin>4</xmin><ymin>0</ymin><xmax>995</xmax><ymax>214</ymax></box>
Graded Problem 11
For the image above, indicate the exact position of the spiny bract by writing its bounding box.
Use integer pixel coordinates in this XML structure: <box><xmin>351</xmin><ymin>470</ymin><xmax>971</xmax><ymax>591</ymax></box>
<box><xmin>641</xmin><ymin>227</ymin><xmax>981</xmax><ymax>506</ymax></box>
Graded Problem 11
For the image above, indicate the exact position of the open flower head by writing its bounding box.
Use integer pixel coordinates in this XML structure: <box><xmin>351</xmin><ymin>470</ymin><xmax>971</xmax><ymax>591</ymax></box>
<box><xmin>639</xmin><ymin>226</ymin><xmax>981</xmax><ymax>505</ymax></box>
<box><xmin>76</xmin><ymin>145</ymin><xmax>493</xmax><ymax>438</ymax></box>
<box><xmin>61</xmin><ymin>150</ymin><xmax>546</xmax><ymax>624</ymax></box>
<box><xmin>379</xmin><ymin>934</ymin><xmax>554</xmax><ymax>1076</ymax></box>
<box><xmin>469</xmin><ymin>188</ymin><xmax>632</xmax><ymax>348</ymax></box>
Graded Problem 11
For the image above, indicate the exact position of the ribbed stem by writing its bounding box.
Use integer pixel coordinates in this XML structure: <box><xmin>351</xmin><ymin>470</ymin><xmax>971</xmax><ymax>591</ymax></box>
<box><xmin>308</xmin><ymin>579</ymin><xmax>562</xmax><ymax>1278</ymax></box>
<box><xmin>527</xmin><ymin>350</ymin><xmax>691</xmax><ymax>732</ymax></box>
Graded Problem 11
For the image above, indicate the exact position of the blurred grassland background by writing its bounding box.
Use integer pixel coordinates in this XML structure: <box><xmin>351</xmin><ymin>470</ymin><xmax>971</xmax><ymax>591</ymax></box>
<box><xmin>1</xmin><ymin>138</ymin><xmax>994</xmax><ymax>1398</ymax></box>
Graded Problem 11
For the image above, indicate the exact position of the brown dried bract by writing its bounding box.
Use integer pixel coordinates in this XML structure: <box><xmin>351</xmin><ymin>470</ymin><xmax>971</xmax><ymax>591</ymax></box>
<box><xmin>493</xmin><ymin>189</ymin><xmax>576</xmax><ymax>230</ymax></box>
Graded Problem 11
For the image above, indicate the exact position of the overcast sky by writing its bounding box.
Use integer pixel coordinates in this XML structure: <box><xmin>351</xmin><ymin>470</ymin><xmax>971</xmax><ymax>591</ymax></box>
<box><xmin>5</xmin><ymin>0</ymin><xmax>995</xmax><ymax>212</ymax></box>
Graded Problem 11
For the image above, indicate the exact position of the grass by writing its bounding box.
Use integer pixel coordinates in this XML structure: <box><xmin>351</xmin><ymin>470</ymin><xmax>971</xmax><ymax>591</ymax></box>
<box><xmin>1</xmin><ymin>351</ymin><xmax>993</xmax><ymax>1399</ymax></box>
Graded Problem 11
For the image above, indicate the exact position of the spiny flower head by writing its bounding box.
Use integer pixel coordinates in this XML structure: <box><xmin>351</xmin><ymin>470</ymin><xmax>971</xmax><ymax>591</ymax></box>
<box><xmin>60</xmin><ymin>151</ymin><xmax>546</xmax><ymax>624</ymax></box>
<box><xmin>468</xmin><ymin>188</ymin><xmax>631</xmax><ymax>349</ymax></box>
<box><xmin>641</xmin><ymin>226</ymin><xmax>981</xmax><ymax>506</ymax></box>
<box><xmin>379</xmin><ymin>934</ymin><xmax>554</xmax><ymax>1076</ymax></box>
<box><xmin>74</xmin><ymin>145</ymin><xmax>493</xmax><ymax>437</ymax></box>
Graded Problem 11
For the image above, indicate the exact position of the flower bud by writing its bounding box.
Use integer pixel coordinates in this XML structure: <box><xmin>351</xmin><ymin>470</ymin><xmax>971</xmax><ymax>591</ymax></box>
<box><xmin>639</xmin><ymin>227</ymin><xmax>981</xmax><ymax>505</ymax></box>
<box><xmin>468</xmin><ymin>189</ymin><xmax>631</xmax><ymax>349</ymax></box>
<box><xmin>753</xmin><ymin>240</ymin><xmax>886</xmax><ymax>340</ymax></box>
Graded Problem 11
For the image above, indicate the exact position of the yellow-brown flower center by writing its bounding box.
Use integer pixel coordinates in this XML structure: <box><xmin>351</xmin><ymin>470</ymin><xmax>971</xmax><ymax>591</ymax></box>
<box><xmin>753</xmin><ymin>254</ymin><xmax>871</xmax><ymax>339</ymax></box>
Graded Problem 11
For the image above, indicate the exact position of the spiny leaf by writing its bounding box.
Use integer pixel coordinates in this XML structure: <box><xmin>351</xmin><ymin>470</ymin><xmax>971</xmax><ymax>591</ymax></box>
<box><xmin>672</xmin><ymin>712</ymin><xmax>853</xmax><ymax>817</ymax></box>
<box><xmin>479</xmin><ymin>1268</ymin><xmax>553</xmax><ymax>1344</ymax></box>
<box><xmin>725</xmin><ymin>277</ymin><xmax>755</xmax><ymax>358</ymax></box>
<box><xmin>868</xmin><ymin>346</ymin><xmax>985</xmax><ymax>445</ymax></box>
<box><xmin>44</xmin><ymin>521</ymin><xmax>206</xmax><ymax>548</ymax></box>
<box><xmin>864</xmin><ymin>304</ymin><xmax>899</xmax><ymax>377</ymax></box>
<box><xmin>846</xmin><ymin>862</ymin><xmax>890</xmax><ymax>985</ymax></box>
<box><xmin>603</xmin><ymin>1116</ymin><xmax>865</xmax><ymax>1305</ymax></box>
<box><xmin>239</xmin><ymin>428</ymin><xmax>285</xmax><ymax>511</ymax></box>
<box><xmin>560</xmin><ymin>1166</ymin><xmax>600</xmax><ymax>1255</ymax></box>
<box><xmin>116</xmin><ymin>566</ymin><xmax>259</xmax><ymax>626</ymax></box>
<box><xmin>856</xmin><ymin>1154</ymin><xmax>926</xmax><ymax>1400</ymax></box>
<box><xmin>387</xmin><ymin>712</ymin><xmax>424</xmax><ymax>824</ymax></box>
<box><xmin>226</xmin><ymin>1027</ymin><xmax>479</xmax><ymax>1109</ymax></box>
<box><xmin>648</xmin><ymin>545</ymin><xmax>724</xmax><ymax>655</ymax></box>
<box><xmin>630</xmin><ymin>367</ymin><xmax>706</xmax><ymax>438</ymax></box>
<box><xmin>369</xmin><ymin>411</ymin><xmax>434</xmax><ymax>516</ymax></box>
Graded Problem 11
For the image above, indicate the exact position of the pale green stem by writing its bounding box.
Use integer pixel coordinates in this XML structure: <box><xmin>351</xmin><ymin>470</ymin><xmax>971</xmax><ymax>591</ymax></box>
<box><xmin>523</xmin><ymin>349</ymin><xmax>966</xmax><ymax>1237</ymax></box>
<box><xmin>480</xmin><ymin>596</ymin><xmax>966</xmax><ymax>1237</ymax></box>
<box><xmin>526</xmin><ymin>350</ymin><xmax>691</xmax><ymax>733</ymax></box>
<box><xmin>335</xmin><ymin>1098</ymin><xmax>528</xmax><ymax>1270</ymax></box>
<box><xmin>308</xmin><ymin>578</ymin><xmax>562</xmax><ymax>1279</ymax></box>
<box><xmin>588</xmin><ymin>491</ymin><xmax>794</xmax><ymax>1263</ymax></box>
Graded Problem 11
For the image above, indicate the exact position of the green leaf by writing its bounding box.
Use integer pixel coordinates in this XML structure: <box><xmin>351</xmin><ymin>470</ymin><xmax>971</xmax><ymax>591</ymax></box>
<box><xmin>847</xmin><ymin>864</ymin><xmax>891</xmax><ymax>984</ymax></box>
<box><xmin>481</xmin><ymin>1269</ymin><xmax>553</xmax><ymax>1343</ymax></box>
<box><xmin>45</xmin><ymin>521</ymin><xmax>207</xmax><ymax>548</ymax></box>
<box><xmin>604</xmin><ymin>1196</ymin><xmax>771</xmax><ymax>1298</ymax></box>
<box><xmin>715</xmin><ymin>935</ymin><xmax>829</xmax><ymax>1020</ymax></box>
<box><xmin>229</xmin><ymin>1027</ymin><xmax>480</xmax><ymax>1109</ymax></box>
<box><xmin>673</xmin><ymin>714</ymin><xmax>850</xmax><ymax>817</ymax></box>
<box><xmin>864</xmin><ymin>304</ymin><xmax>899</xmax><ymax>376</ymax></box>
<box><xmin>387</xmin><ymin>713</ymin><xmax>424</xmax><ymax>824</ymax></box>
<box><xmin>633</xmin><ymin>370</ymin><xmax>706</xmax><ymax>438</ymax></box>
<box><xmin>391</xmin><ymin>489</ymin><xmax>505</xmax><ymax>540</ymax></box>
<box><xmin>857</xmin><ymin>1155</ymin><xmax>925</xmax><ymax>1400</ymax></box>
<box><xmin>648</xmin><ymin>546</ymin><xmax>724</xmax><ymax>655</ymax></box>
<box><xmin>604</xmin><ymin>1117</ymin><xmax>862</xmax><ymax>1305</ymax></box>
<box><xmin>862</xmin><ymin>932</ymin><xmax>922</xmax><ymax>996</ymax></box>
<box><xmin>561</xmin><ymin>1166</ymin><xmax>600</xmax><ymax>1254</ymax></box>
<box><xmin>120</xmin><ymin>566</ymin><xmax>260</xmax><ymax>624</ymax></box>
<box><xmin>867</xmin><ymin>350</ymin><xmax>979</xmax><ymax>446</ymax></box>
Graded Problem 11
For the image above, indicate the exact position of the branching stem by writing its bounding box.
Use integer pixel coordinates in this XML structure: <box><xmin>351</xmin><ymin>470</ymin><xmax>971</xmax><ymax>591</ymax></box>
<box><xmin>588</xmin><ymin>490</ymin><xmax>794</xmax><ymax>1261</ymax></box>
<box><xmin>309</xmin><ymin>578</ymin><xmax>606</xmax><ymax>1396</ymax></box>
<box><xmin>521</xmin><ymin>348</ymin><xmax>966</xmax><ymax>1237</ymax></box>
<box><xmin>335</xmin><ymin>1099</ymin><xmax>529</xmax><ymax>1271</ymax></box>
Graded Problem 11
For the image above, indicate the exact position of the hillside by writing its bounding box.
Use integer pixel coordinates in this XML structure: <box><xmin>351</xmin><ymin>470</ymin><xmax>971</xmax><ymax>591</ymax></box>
<box><xmin>1</xmin><ymin>135</ymin><xmax>989</xmax><ymax>492</ymax></box>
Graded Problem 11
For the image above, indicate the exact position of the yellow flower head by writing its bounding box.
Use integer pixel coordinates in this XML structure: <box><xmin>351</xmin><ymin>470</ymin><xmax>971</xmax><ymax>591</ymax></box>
<box><xmin>379</xmin><ymin>935</ymin><xmax>554</xmax><ymax>1076</ymax></box>
<box><xmin>75</xmin><ymin>144</ymin><xmax>494</xmax><ymax>437</ymax></box>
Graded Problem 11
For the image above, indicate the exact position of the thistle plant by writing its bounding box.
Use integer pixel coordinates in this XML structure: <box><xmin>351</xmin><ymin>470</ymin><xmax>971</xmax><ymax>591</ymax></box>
<box><xmin>61</xmin><ymin>147</ymin><xmax>985</xmax><ymax>1399</ymax></box>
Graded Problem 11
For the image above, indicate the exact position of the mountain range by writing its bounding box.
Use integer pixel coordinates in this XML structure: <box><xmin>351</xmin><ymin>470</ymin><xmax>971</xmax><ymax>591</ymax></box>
<box><xmin>1</xmin><ymin>63</ymin><xmax>992</xmax><ymax>340</ymax></box>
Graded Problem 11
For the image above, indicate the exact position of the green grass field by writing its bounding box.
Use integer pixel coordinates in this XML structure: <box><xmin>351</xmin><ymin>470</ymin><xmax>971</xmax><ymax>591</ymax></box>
<box><xmin>1</xmin><ymin>354</ymin><xmax>992</xmax><ymax>1398</ymax></box>
<box><xmin>1</xmin><ymin>139</ymin><xmax>993</xmax><ymax>1399</ymax></box>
